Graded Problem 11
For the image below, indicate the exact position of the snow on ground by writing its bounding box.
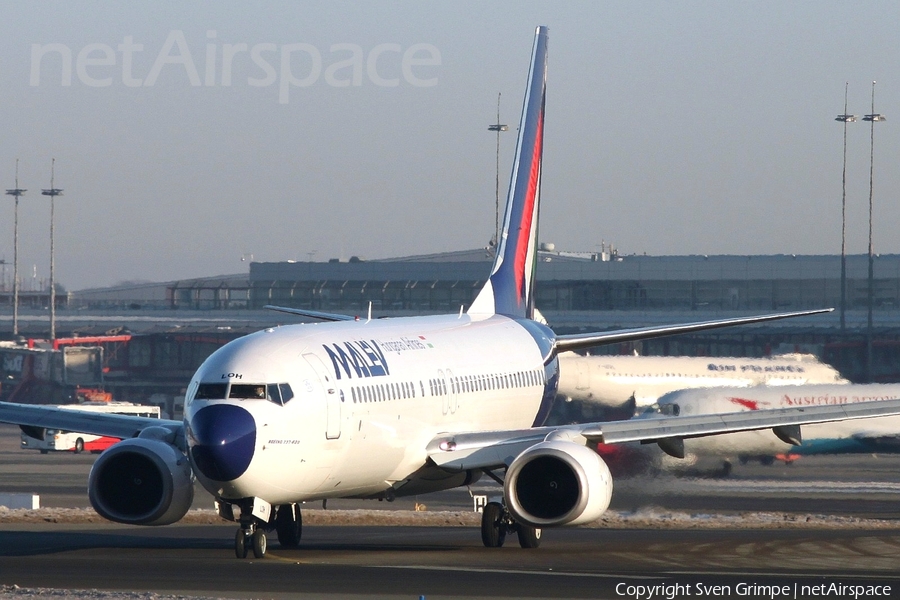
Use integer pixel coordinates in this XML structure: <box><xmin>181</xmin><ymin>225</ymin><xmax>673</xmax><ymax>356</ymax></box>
<box><xmin>2</xmin><ymin>506</ymin><xmax>899</xmax><ymax>530</ymax></box>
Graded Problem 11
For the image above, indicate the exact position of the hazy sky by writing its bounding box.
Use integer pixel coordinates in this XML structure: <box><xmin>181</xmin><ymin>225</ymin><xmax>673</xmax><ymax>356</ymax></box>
<box><xmin>1</xmin><ymin>2</ymin><xmax>899</xmax><ymax>291</ymax></box>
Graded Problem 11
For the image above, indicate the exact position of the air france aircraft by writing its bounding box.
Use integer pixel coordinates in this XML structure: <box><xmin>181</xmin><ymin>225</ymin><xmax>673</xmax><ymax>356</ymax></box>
<box><xmin>557</xmin><ymin>352</ymin><xmax>847</xmax><ymax>414</ymax></box>
<box><xmin>3</xmin><ymin>26</ymin><xmax>900</xmax><ymax>559</ymax></box>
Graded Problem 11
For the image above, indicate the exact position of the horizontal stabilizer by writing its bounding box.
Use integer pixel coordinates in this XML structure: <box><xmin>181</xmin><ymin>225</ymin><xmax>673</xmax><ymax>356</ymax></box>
<box><xmin>263</xmin><ymin>305</ymin><xmax>357</xmax><ymax>322</ymax></box>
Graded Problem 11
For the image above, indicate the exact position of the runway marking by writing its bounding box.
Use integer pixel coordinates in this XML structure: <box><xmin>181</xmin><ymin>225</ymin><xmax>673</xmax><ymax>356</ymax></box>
<box><xmin>252</xmin><ymin>551</ymin><xmax>313</xmax><ymax>565</ymax></box>
<box><xmin>694</xmin><ymin>480</ymin><xmax>900</xmax><ymax>493</ymax></box>
<box><xmin>366</xmin><ymin>564</ymin><xmax>666</xmax><ymax>579</ymax></box>
<box><xmin>667</xmin><ymin>569</ymin><xmax>900</xmax><ymax>580</ymax></box>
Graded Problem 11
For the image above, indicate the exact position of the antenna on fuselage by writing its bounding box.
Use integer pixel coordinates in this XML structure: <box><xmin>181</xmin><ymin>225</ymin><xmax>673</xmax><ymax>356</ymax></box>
<box><xmin>367</xmin><ymin>302</ymin><xmax>372</xmax><ymax>322</ymax></box>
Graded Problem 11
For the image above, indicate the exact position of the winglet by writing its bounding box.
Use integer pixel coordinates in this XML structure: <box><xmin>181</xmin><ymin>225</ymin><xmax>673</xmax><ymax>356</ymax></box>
<box><xmin>469</xmin><ymin>26</ymin><xmax>548</xmax><ymax>319</ymax></box>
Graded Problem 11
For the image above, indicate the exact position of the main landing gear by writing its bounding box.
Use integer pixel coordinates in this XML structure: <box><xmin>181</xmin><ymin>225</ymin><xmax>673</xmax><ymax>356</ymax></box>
<box><xmin>480</xmin><ymin>501</ymin><xmax>542</xmax><ymax>548</ymax></box>
<box><xmin>478</xmin><ymin>467</ymin><xmax>541</xmax><ymax>549</ymax></box>
<box><xmin>232</xmin><ymin>500</ymin><xmax>303</xmax><ymax>559</ymax></box>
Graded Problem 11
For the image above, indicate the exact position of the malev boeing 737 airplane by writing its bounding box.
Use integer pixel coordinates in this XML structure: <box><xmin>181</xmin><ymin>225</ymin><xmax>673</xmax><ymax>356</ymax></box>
<box><xmin>3</xmin><ymin>26</ymin><xmax>900</xmax><ymax>559</ymax></box>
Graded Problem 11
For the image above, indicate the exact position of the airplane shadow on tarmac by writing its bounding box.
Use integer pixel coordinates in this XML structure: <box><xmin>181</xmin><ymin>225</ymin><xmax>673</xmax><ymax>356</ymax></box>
<box><xmin>0</xmin><ymin>526</ymin><xmax>465</xmax><ymax>557</ymax></box>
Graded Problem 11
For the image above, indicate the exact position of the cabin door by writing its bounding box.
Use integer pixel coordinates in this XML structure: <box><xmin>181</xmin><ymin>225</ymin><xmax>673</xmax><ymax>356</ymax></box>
<box><xmin>303</xmin><ymin>353</ymin><xmax>341</xmax><ymax>440</ymax></box>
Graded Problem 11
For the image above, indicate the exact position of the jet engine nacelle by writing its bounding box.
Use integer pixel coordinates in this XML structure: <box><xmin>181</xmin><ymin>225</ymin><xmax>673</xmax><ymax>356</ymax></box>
<box><xmin>88</xmin><ymin>437</ymin><xmax>194</xmax><ymax>526</ymax></box>
<box><xmin>505</xmin><ymin>440</ymin><xmax>613</xmax><ymax>527</ymax></box>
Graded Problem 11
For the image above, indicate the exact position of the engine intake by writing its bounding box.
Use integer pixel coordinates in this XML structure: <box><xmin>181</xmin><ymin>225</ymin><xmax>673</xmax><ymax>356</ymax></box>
<box><xmin>505</xmin><ymin>440</ymin><xmax>613</xmax><ymax>527</ymax></box>
<box><xmin>88</xmin><ymin>438</ymin><xmax>194</xmax><ymax>526</ymax></box>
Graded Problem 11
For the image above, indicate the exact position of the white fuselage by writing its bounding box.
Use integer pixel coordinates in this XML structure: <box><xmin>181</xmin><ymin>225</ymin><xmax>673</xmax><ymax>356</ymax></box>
<box><xmin>557</xmin><ymin>353</ymin><xmax>847</xmax><ymax>409</ymax></box>
<box><xmin>650</xmin><ymin>383</ymin><xmax>900</xmax><ymax>457</ymax></box>
<box><xmin>184</xmin><ymin>313</ymin><xmax>554</xmax><ymax>505</ymax></box>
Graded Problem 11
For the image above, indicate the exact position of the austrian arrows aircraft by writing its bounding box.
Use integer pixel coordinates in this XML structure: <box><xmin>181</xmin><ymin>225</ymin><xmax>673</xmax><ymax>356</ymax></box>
<box><xmin>646</xmin><ymin>383</ymin><xmax>900</xmax><ymax>460</ymax></box>
<box><xmin>3</xmin><ymin>26</ymin><xmax>900</xmax><ymax>559</ymax></box>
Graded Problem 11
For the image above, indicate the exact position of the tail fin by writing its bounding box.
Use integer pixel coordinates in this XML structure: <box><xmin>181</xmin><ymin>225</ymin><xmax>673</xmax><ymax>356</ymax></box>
<box><xmin>469</xmin><ymin>26</ymin><xmax>548</xmax><ymax>320</ymax></box>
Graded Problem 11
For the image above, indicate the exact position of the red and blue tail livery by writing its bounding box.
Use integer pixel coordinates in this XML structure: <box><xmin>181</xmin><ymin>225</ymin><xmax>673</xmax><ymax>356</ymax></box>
<box><xmin>469</xmin><ymin>26</ymin><xmax>548</xmax><ymax>319</ymax></box>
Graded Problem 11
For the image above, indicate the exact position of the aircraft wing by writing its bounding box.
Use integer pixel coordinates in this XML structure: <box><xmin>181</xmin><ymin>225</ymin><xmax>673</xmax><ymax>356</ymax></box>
<box><xmin>553</xmin><ymin>308</ymin><xmax>833</xmax><ymax>353</ymax></box>
<box><xmin>0</xmin><ymin>402</ymin><xmax>183</xmax><ymax>443</ymax></box>
<box><xmin>427</xmin><ymin>398</ymin><xmax>900</xmax><ymax>471</ymax></box>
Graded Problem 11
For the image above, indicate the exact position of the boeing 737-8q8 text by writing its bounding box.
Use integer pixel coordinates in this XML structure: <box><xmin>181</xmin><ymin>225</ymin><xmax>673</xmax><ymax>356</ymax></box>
<box><xmin>3</xmin><ymin>27</ymin><xmax>900</xmax><ymax>559</ymax></box>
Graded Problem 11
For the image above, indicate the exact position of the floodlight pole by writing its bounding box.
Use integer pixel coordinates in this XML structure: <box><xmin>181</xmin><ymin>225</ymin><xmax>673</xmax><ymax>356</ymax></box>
<box><xmin>5</xmin><ymin>160</ymin><xmax>26</xmax><ymax>337</ymax></box>
<box><xmin>862</xmin><ymin>82</ymin><xmax>885</xmax><ymax>382</ymax></box>
<box><xmin>42</xmin><ymin>159</ymin><xmax>63</xmax><ymax>343</ymax></box>
<box><xmin>488</xmin><ymin>93</ymin><xmax>509</xmax><ymax>249</ymax></box>
<box><xmin>835</xmin><ymin>83</ymin><xmax>856</xmax><ymax>333</ymax></box>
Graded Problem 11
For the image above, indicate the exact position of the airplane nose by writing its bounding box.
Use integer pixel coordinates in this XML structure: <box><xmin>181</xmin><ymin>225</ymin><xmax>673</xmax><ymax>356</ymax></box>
<box><xmin>188</xmin><ymin>404</ymin><xmax>256</xmax><ymax>481</ymax></box>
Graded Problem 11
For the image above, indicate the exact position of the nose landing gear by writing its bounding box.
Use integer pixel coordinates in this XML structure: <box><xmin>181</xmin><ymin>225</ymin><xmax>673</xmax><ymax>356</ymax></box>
<box><xmin>231</xmin><ymin>499</ymin><xmax>303</xmax><ymax>559</ymax></box>
<box><xmin>235</xmin><ymin>524</ymin><xmax>267</xmax><ymax>559</ymax></box>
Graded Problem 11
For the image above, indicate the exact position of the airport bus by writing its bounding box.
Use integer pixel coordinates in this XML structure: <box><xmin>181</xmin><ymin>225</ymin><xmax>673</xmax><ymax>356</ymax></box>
<box><xmin>20</xmin><ymin>402</ymin><xmax>160</xmax><ymax>454</ymax></box>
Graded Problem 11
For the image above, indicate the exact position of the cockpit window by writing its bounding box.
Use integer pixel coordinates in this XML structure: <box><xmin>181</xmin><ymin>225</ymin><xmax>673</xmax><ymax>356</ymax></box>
<box><xmin>266</xmin><ymin>384</ymin><xmax>281</xmax><ymax>405</ymax></box>
<box><xmin>660</xmin><ymin>403</ymin><xmax>680</xmax><ymax>416</ymax></box>
<box><xmin>229</xmin><ymin>384</ymin><xmax>267</xmax><ymax>399</ymax></box>
<box><xmin>193</xmin><ymin>382</ymin><xmax>294</xmax><ymax>404</ymax></box>
<box><xmin>641</xmin><ymin>403</ymin><xmax>660</xmax><ymax>416</ymax></box>
<box><xmin>262</xmin><ymin>383</ymin><xmax>294</xmax><ymax>405</ymax></box>
<box><xmin>195</xmin><ymin>383</ymin><xmax>227</xmax><ymax>399</ymax></box>
<box><xmin>279</xmin><ymin>383</ymin><xmax>294</xmax><ymax>403</ymax></box>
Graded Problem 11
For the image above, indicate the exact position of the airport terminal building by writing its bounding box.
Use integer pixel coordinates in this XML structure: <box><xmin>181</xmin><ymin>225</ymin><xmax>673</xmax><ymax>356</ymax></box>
<box><xmin>0</xmin><ymin>249</ymin><xmax>891</xmax><ymax>404</ymax></box>
<box><xmin>53</xmin><ymin>250</ymin><xmax>900</xmax><ymax>381</ymax></box>
<box><xmin>65</xmin><ymin>250</ymin><xmax>900</xmax><ymax>317</ymax></box>
<box><xmin>247</xmin><ymin>250</ymin><xmax>900</xmax><ymax>315</ymax></box>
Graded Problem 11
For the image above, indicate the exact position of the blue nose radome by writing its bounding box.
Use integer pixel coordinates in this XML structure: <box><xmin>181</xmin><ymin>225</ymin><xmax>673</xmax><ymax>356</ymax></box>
<box><xmin>188</xmin><ymin>404</ymin><xmax>256</xmax><ymax>482</ymax></box>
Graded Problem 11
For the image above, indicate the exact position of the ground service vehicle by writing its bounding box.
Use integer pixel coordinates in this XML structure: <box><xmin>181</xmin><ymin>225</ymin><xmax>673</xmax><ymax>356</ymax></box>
<box><xmin>20</xmin><ymin>402</ymin><xmax>160</xmax><ymax>454</ymax></box>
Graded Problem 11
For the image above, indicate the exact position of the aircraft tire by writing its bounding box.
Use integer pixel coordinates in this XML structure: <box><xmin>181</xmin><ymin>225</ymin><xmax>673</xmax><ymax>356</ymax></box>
<box><xmin>252</xmin><ymin>529</ymin><xmax>267</xmax><ymax>558</ymax></box>
<box><xmin>276</xmin><ymin>504</ymin><xmax>302</xmax><ymax>547</ymax></box>
<box><xmin>517</xmin><ymin>524</ymin><xmax>542</xmax><ymax>549</ymax></box>
<box><xmin>480</xmin><ymin>502</ymin><xmax>506</xmax><ymax>548</ymax></box>
<box><xmin>74</xmin><ymin>438</ymin><xmax>84</xmax><ymax>454</ymax></box>
<box><xmin>234</xmin><ymin>530</ymin><xmax>248</xmax><ymax>559</ymax></box>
